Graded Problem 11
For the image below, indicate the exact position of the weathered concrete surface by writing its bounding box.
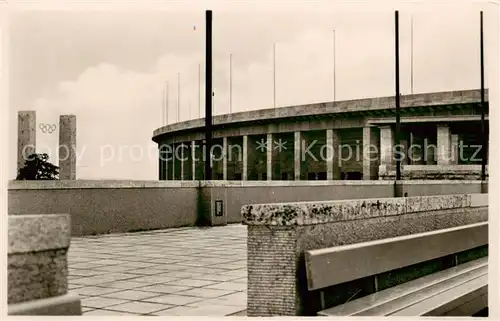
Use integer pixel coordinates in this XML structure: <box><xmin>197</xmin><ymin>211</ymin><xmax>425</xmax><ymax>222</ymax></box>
<box><xmin>59</xmin><ymin>115</ymin><xmax>77</xmax><ymax>180</ymax></box>
<box><xmin>379</xmin><ymin>165</ymin><xmax>489</xmax><ymax>180</ymax></box>
<box><xmin>243</xmin><ymin>194</ymin><xmax>488</xmax><ymax>316</ymax></box>
<box><xmin>8</xmin><ymin>215</ymin><xmax>72</xmax><ymax>304</ymax></box>
<box><xmin>242</xmin><ymin>194</ymin><xmax>475</xmax><ymax>226</ymax></box>
<box><xmin>8</xmin><ymin>180</ymin><xmax>199</xmax><ymax>236</ymax></box>
<box><xmin>17</xmin><ymin>111</ymin><xmax>36</xmax><ymax>174</ymax></box>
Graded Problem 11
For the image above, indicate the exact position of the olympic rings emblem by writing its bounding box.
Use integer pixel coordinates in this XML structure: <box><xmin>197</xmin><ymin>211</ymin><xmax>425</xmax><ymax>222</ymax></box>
<box><xmin>39</xmin><ymin>123</ymin><xmax>57</xmax><ymax>134</ymax></box>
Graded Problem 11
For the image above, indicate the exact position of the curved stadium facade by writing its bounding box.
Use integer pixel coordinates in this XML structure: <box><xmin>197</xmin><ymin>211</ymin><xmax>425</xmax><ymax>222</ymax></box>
<box><xmin>153</xmin><ymin>89</ymin><xmax>489</xmax><ymax>181</ymax></box>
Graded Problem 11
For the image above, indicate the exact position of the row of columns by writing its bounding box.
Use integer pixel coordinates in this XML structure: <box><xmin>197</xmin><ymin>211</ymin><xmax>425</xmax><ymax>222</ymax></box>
<box><xmin>379</xmin><ymin>123</ymin><xmax>459</xmax><ymax>167</ymax></box>
<box><xmin>160</xmin><ymin>128</ymin><xmax>374</xmax><ymax>181</ymax></box>
<box><xmin>159</xmin><ymin>123</ymin><xmax>462</xmax><ymax>180</ymax></box>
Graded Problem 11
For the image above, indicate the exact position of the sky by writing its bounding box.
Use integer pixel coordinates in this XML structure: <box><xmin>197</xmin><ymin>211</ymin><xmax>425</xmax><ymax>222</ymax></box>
<box><xmin>6</xmin><ymin>0</ymin><xmax>499</xmax><ymax>180</ymax></box>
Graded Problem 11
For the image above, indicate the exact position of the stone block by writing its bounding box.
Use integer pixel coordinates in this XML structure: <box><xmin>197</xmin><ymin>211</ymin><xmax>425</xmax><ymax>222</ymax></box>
<box><xmin>7</xmin><ymin>213</ymin><xmax>80</xmax><ymax>315</ymax></box>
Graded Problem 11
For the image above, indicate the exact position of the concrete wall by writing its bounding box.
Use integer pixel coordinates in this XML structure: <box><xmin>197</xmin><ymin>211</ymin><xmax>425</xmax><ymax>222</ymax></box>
<box><xmin>201</xmin><ymin>180</ymin><xmax>486</xmax><ymax>224</ymax></box>
<box><xmin>9</xmin><ymin>180</ymin><xmax>487</xmax><ymax>236</ymax></box>
<box><xmin>8</xmin><ymin>181</ymin><xmax>199</xmax><ymax>236</ymax></box>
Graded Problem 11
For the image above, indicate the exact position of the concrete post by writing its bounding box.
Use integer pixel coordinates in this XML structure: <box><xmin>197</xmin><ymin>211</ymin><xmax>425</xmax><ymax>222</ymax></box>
<box><xmin>437</xmin><ymin>124</ymin><xmax>451</xmax><ymax>165</ymax></box>
<box><xmin>380</xmin><ymin>125</ymin><xmax>394</xmax><ymax>166</ymax></box>
<box><xmin>180</xmin><ymin>143</ymin><xmax>185</xmax><ymax>180</ymax></box>
<box><xmin>363</xmin><ymin>126</ymin><xmax>380</xmax><ymax>180</ymax></box>
<box><xmin>266</xmin><ymin>133</ymin><xmax>272</xmax><ymax>181</ymax></box>
<box><xmin>17</xmin><ymin>111</ymin><xmax>36</xmax><ymax>174</ymax></box>
<box><xmin>242</xmin><ymin>135</ymin><xmax>248</xmax><ymax>181</ymax></box>
<box><xmin>171</xmin><ymin>143</ymin><xmax>176</xmax><ymax>180</ymax></box>
<box><xmin>192</xmin><ymin>141</ymin><xmax>196</xmax><ymax>181</ymax></box>
<box><xmin>294</xmin><ymin>132</ymin><xmax>301</xmax><ymax>180</ymax></box>
<box><xmin>326</xmin><ymin>129</ymin><xmax>341</xmax><ymax>180</ymax></box>
<box><xmin>59</xmin><ymin>115</ymin><xmax>76</xmax><ymax>180</ymax></box>
<box><xmin>223</xmin><ymin>137</ymin><xmax>228</xmax><ymax>180</ymax></box>
<box><xmin>451</xmin><ymin>134</ymin><xmax>459</xmax><ymax>165</ymax></box>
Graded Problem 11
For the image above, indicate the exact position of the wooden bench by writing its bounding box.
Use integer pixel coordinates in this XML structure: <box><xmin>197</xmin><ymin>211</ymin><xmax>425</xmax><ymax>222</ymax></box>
<box><xmin>304</xmin><ymin>222</ymin><xmax>488</xmax><ymax>316</ymax></box>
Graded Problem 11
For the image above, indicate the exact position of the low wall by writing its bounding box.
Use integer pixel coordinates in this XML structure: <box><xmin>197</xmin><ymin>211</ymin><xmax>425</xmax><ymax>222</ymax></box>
<box><xmin>200</xmin><ymin>180</ymin><xmax>486</xmax><ymax>223</ymax></box>
<box><xmin>242</xmin><ymin>193</ymin><xmax>488</xmax><ymax>316</ymax></box>
<box><xmin>8</xmin><ymin>180</ymin><xmax>487</xmax><ymax>236</ymax></box>
<box><xmin>8</xmin><ymin>181</ymin><xmax>200</xmax><ymax>236</ymax></box>
<box><xmin>8</xmin><ymin>214</ymin><xmax>81</xmax><ymax>315</ymax></box>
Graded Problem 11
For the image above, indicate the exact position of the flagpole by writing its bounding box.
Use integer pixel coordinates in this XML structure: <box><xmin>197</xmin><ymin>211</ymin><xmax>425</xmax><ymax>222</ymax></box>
<box><xmin>229</xmin><ymin>53</ymin><xmax>233</xmax><ymax>114</ymax></box>
<box><xmin>198</xmin><ymin>63</ymin><xmax>201</xmax><ymax>118</ymax></box>
<box><xmin>162</xmin><ymin>83</ymin><xmax>165</xmax><ymax>126</ymax></box>
<box><xmin>395</xmin><ymin>10</ymin><xmax>402</xmax><ymax>183</ymax></box>
<box><xmin>177</xmin><ymin>72</ymin><xmax>180</xmax><ymax>122</ymax></box>
<box><xmin>166</xmin><ymin>81</ymin><xmax>169</xmax><ymax>125</ymax></box>
<box><xmin>333</xmin><ymin>29</ymin><xmax>336</xmax><ymax>101</ymax></box>
<box><xmin>480</xmin><ymin>11</ymin><xmax>487</xmax><ymax>185</ymax></box>
<box><xmin>410</xmin><ymin>14</ymin><xmax>414</xmax><ymax>94</ymax></box>
<box><xmin>273</xmin><ymin>43</ymin><xmax>276</xmax><ymax>108</ymax></box>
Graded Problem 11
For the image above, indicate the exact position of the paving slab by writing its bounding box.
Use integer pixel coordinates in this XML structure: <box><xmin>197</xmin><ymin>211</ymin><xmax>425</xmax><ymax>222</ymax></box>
<box><xmin>69</xmin><ymin>224</ymin><xmax>248</xmax><ymax>316</ymax></box>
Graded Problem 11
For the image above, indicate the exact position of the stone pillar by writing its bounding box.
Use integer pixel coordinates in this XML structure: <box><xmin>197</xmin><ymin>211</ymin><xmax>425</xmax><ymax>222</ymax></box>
<box><xmin>59</xmin><ymin>115</ymin><xmax>76</xmax><ymax>180</ymax></box>
<box><xmin>223</xmin><ymin>137</ymin><xmax>228</xmax><ymax>180</ymax></box>
<box><xmin>451</xmin><ymin>134</ymin><xmax>459</xmax><ymax>165</ymax></box>
<box><xmin>326</xmin><ymin>129</ymin><xmax>341</xmax><ymax>180</ymax></box>
<box><xmin>294</xmin><ymin>132</ymin><xmax>301</xmax><ymax>180</ymax></box>
<box><xmin>17</xmin><ymin>111</ymin><xmax>36</xmax><ymax>174</ymax></box>
<box><xmin>363</xmin><ymin>126</ymin><xmax>380</xmax><ymax>180</ymax></box>
<box><xmin>266</xmin><ymin>134</ymin><xmax>273</xmax><ymax>181</ymax></box>
<box><xmin>171</xmin><ymin>143</ymin><xmax>176</xmax><ymax>180</ymax></box>
<box><xmin>8</xmin><ymin>214</ymin><xmax>81</xmax><ymax>315</ymax></box>
<box><xmin>437</xmin><ymin>124</ymin><xmax>451</xmax><ymax>165</ymax></box>
<box><xmin>380</xmin><ymin>125</ymin><xmax>394</xmax><ymax>165</ymax></box>
<box><xmin>180</xmin><ymin>143</ymin><xmax>185</xmax><ymax>180</ymax></box>
<box><xmin>191</xmin><ymin>141</ymin><xmax>196</xmax><ymax>181</ymax></box>
<box><xmin>159</xmin><ymin>145</ymin><xmax>166</xmax><ymax>180</ymax></box>
<box><xmin>242</xmin><ymin>135</ymin><xmax>248</xmax><ymax>181</ymax></box>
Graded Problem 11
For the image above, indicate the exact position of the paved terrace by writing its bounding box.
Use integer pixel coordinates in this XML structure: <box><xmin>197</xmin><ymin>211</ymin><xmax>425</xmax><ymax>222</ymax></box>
<box><xmin>68</xmin><ymin>225</ymin><xmax>247</xmax><ymax>316</ymax></box>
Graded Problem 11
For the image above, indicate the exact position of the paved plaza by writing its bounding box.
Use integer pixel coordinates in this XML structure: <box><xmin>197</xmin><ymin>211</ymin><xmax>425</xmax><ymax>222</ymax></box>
<box><xmin>67</xmin><ymin>224</ymin><xmax>247</xmax><ymax>316</ymax></box>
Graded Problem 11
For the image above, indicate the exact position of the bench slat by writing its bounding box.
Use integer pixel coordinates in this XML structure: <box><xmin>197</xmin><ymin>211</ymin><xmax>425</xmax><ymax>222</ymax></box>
<box><xmin>358</xmin><ymin>265</ymin><xmax>487</xmax><ymax>315</ymax></box>
<box><xmin>390</xmin><ymin>274</ymin><xmax>487</xmax><ymax>316</ymax></box>
<box><xmin>318</xmin><ymin>257</ymin><xmax>487</xmax><ymax>316</ymax></box>
<box><xmin>306</xmin><ymin>222</ymin><xmax>487</xmax><ymax>291</ymax></box>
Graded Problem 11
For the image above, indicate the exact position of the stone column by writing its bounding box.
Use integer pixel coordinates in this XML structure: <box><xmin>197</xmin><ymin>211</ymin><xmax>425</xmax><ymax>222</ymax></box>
<box><xmin>191</xmin><ymin>141</ymin><xmax>196</xmax><ymax>180</ymax></box>
<box><xmin>363</xmin><ymin>126</ymin><xmax>380</xmax><ymax>180</ymax></box>
<box><xmin>171</xmin><ymin>143</ymin><xmax>176</xmax><ymax>180</ymax></box>
<box><xmin>159</xmin><ymin>145</ymin><xmax>166</xmax><ymax>180</ymax></box>
<box><xmin>59</xmin><ymin>115</ymin><xmax>76</xmax><ymax>180</ymax></box>
<box><xmin>242</xmin><ymin>135</ymin><xmax>248</xmax><ymax>181</ymax></box>
<box><xmin>380</xmin><ymin>125</ymin><xmax>394</xmax><ymax>166</ymax></box>
<box><xmin>17</xmin><ymin>111</ymin><xmax>36</xmax><ymax>174</ymax></box>
<box><xmin>180</xmin><ymin>143</ymin><xmax>185</xmax><ymax>180</ymax></box>
<box><xmin>451</xmin><ymin>134</ymin><xmax>459</xmax><ymax>165</ymax></box>
<box><xmin>294</xmin><ymin>132</ymin><xmax>301</xmax><ymax>180</ymax></box>
<box><xmin>326</xmin><ymin>129</ymin><xmax>341</xmax><ymax>180</ymax></box>
<box><xmin>437</xmin><ymin>124</ymin><xmax>451</xmax><ymax>165</ymax></box>
<box><xmin>223</xmin><ymin>137</ymin><xmax>228</xmax><ymax>180</ymax></box>
<box><xmin>266</xmin><ymin>133</ymin><xmax>273</xmax><ymax>181</ymax></box>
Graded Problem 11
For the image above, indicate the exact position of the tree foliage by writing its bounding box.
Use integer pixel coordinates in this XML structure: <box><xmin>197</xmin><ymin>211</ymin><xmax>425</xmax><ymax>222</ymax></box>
<box><xmin>16</xmin><ymin>153</ymin><xmax>59</xmax><ymax>180</ymax></box>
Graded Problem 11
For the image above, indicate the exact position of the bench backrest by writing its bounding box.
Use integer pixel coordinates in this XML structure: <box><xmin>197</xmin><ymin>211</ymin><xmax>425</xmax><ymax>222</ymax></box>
<box><xmin>305</xmin><ymin>222</ymin><xmax>488</xmax><ymax>291</ymax></box>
